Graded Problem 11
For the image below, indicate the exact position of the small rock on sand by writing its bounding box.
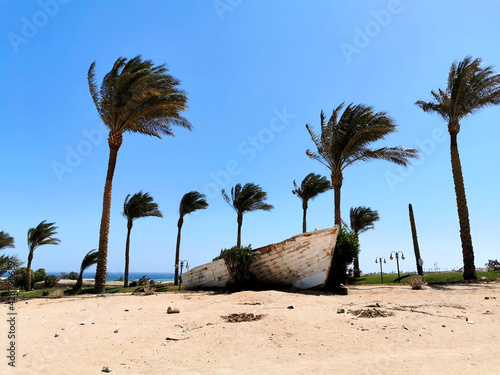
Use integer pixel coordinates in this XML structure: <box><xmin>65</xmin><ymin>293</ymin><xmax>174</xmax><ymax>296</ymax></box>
<box><xmin>167</xmin><ymin>307</ymin><xmax>180</xmax><ymax>314</ymax></box>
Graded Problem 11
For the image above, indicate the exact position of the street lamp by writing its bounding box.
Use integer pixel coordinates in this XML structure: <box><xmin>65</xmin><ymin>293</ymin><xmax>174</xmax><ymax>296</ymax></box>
<box><xmin>389</xmin><ymin>251</ymin><xmax>405</xmax><ymax>283</ymax></box>
<box><xmin>179</xmin><ymin>260</ymin><xmax>189</xmax><ymax>291</ymax></box>
<box><xmin>375</xmin><ymin>257</ymin><xmax>386</xmax><ymax>284</ymax></box>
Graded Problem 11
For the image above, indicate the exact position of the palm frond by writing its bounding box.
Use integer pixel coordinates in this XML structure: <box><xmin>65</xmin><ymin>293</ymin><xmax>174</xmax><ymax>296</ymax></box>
<box><xmin>0</xmin><ymin>231</ymin><xmax>15</xmax><ymax>250</ymax></box>
<box><xmin>122</xmin><ymin>191</ymin><xmax>163</xmax><ymax>222</ymax></box>
<box><xmin>179</xmin><ymin>191</ymin><xmax>209</xmax><ymax>217</ymax></box>
<box><xmin>350</xmin><ymin>206</ymin><xmax>380</xmax><ymax>235</ymax></box>
<box><xmin>80</xmin><ymin>249</ymin><xmax>98</xmax><ymax>274</ymax></box>
<box><xmin>27</xmin><ymin>221</ymin><xmax>60</xmax><ymax>254</ymax></box>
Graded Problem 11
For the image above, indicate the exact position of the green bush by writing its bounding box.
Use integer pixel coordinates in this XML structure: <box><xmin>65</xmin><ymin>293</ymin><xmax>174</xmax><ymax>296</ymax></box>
<box><xmin>68</xmin><ymin>271</ymin><xmax>79</xmax><ymax>280</ymax></box>
<box><xmin>44</xmin><ymin>275</ymin><xmax>59</xmax><ymax>288</ymax></box>
<box><xmin>326</xmin><ymin>226</ymin><xmax>360</xmax><ymax>288</ymax></box>
<box><xmin>218</xmin><ymin>245</ymin><xmax>255</xmax><ymax>288</ymax></box>
<box><xmin>13</xmin><ymin>267</ymin><xmax>34</xmax><ymax>288</ymax></box>
<box><xmin>34</xmin><ymin>268</ymin><xmax>47</xmax><ymax>284</ymax></box>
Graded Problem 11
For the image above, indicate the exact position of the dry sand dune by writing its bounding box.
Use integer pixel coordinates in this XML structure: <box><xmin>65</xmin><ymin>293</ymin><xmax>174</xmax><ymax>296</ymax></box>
<box><xmin>4</xmin><ymin>283</ymin><xmax>500</xmax><ymax>374</ymax></box>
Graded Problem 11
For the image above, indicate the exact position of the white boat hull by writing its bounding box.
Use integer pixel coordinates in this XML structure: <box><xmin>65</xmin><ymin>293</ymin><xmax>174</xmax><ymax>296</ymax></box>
<box><xmin>182</xmin><ymin>226</ymin><xmax>339</xmax><ymax>290</ymax></box>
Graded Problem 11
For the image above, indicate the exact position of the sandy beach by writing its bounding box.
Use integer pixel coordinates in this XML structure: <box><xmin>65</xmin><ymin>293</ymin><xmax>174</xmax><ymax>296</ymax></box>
<box><xmin>4</xmin><ymin>283</ymin><xmax>500</xmax><ymax>374</ymax></box>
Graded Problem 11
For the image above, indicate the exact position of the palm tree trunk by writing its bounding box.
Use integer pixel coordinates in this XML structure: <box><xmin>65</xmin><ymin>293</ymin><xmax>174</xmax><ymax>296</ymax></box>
<box><xmin>174</xmin><ymin>217</ymin><xmax>183</xmax><ymax>286</ymax></box>
<box><xmin>74</xmin><ymin>273</ymin><xmax>83</xmax><ymax>290</ymax></box>
<box><xmin>353</xmin><ymin>254</ymin><xmax>360</xmax><ymax>278</ymax></box>
<box><xmin>302</xmin><ymin>201</ymin><xmax>308</xmax><ymax>233</ymax></box>
<box><xmin>331</xmin><ymin>170</ymin><xmax>343</xmax><ymax>226</ymax></box>
<box><xmin>449</xmin><ymin>132</ymin><xmax>476</xmax><ymax>280</ymax></box>
<box><xmin>409</xmin><ymin>204</ymin><xmax>423</xmax><ymax>276</ymax></box>
<box><xmin>124</xmin><ymin>221</ymin><xmax>132</xmax><ymax>287</ymax></box>
<box><xmin>237</xmin><ymin>212</ymin><xmax>243</xmax><ymax>248</ymax></box>
<box><xmin>95</xmin><ymin>133</ymin><xmax>122</xmax><ymax>294</ymax></box>
<box><xmin>25</xmin><ymin>251</ymin><xmax>33</xmax><ymax>291</ymax></box>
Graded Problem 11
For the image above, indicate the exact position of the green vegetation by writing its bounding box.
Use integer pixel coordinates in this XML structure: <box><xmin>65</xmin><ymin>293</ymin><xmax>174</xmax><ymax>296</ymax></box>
<box><xmin>74</xmin><ymin>249</ymin><xmax>98</xmax><ymax>290</ymax></box>
<box><xmin>326</xmin><ymin>226</ymin><xmax>360</xmax><ymax>287</ymax></box>
<box><xmin>349</xmin><ymin>206</ymin><xmax>379</xmax><ymax>278</ymax></box>
<box><xmin>348</xmin><ymin>271</ymin><xmax>500</xmax><ymax>285</ymax></box>
<box><xmin>216</xmin><ymin>245</ymin><xmax>255</xmax><ymax>288</ymax></box>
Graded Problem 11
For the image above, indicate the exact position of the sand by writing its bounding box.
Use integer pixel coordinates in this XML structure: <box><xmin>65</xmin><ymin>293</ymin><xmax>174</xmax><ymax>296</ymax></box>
<box><xmin>4</xmin><ymin>283</ymin><xmax>500</xmax><ymax>374</ymax></box>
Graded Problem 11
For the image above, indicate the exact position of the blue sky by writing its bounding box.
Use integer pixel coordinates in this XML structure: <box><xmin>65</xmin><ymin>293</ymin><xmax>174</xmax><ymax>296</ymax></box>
<box><xmin>1</xmin><ymin>0</ymin><xmax>499</xmax><ymax>276</ymax></box>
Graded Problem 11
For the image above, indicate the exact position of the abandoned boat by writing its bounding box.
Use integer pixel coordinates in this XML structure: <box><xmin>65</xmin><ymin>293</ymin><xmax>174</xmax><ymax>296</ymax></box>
<box><xmin>181</xmin><ymin>226</ymin><xmax>339</xmax><ymax>290</ymax></box>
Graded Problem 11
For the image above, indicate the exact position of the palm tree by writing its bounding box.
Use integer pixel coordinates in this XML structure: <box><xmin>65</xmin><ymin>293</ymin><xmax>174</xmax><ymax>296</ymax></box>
<box><xmin>74</xmin><ymin>249</ymin><xmax>98</xmax><ymax>290</ymax></box>
<box><xmin>292</xmin><ymin>173</ymin><xmax>332</xmax><ymax>233</ymax></box>
<box><xmin>415</xmin><ymin>56</ymin><xmax>500</xmax><ymax>280</ymax></box>
<box><xmin>0</xmin><ymin>231</ymin><xmax>15</xmax><ymax>250</ymax></box>
<box><xmin>0</xmin><ymin>231</ymin><xmax>21</xmax><ymax>273</ymax></box>
<box><xmin>306</xmin><ymin>103</ymin><xmax>418</xmax><ymax>226</ymax></box>
<box><xmin>408</xmin><ymin>204</ymin><xmax>423</xmax><ymax>276</ymax></box>
<box><xmin>174</xmin><ymin>191</ymin><xmax>208</xmax><ymax>285</ymax></box>
<box><xmin>122</xmin><ymin>192</ymin><xmax>162</xmax><ymax>287</ymax></box>
<box><xmin>88</xmin><ymin>56</ymin><xmax>192</xmax><ymax>293</ymax></box>
<box><xmin>349</xmin><ymin>206</ymin><xmax>379</xmax><ymax>277</ymax></box>
<box><xmin>26</xmin><ymin>221</ymin><xmax>60</xmax><ymax>291</ymax></box>
<box><xmin>222</xmin><ymin>183</ymin><xmax>274</xmax><ymax>248</ymax></box>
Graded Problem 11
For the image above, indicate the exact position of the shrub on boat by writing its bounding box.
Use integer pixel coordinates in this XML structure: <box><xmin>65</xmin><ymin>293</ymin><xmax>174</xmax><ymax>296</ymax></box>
<box><xmin>215</xmin><ymin>245</ymin><xmax>255</xmax><ymax>289</ymax></box>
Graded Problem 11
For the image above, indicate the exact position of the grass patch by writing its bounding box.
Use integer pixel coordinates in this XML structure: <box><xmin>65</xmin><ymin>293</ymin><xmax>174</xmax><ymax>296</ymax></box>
<box><xmin>349</xmin><ymin>271</ymin><xmax>500</xmax><ymax>286</ymax></box>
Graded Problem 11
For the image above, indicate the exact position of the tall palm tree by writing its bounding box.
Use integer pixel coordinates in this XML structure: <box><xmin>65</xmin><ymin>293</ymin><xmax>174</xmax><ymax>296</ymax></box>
<box><xmin>122</xmin><ymin>192</ymin><xmax>162</xmax><ymax>287</ymax></box>
<box><xmin>222</xmin><ymin>183</ymin><xmax>274</xmax><ymax>248</ymax></box>
<box><xmin>349</xmin><ymin>206</ymin><xmax>379</xmax><ymax>277</ymax></box>
<box><xmin>74</xmin><ymin>249</ymin><xmax>98</xmax><ymax>290</ymax></box>
<box><xmin>174</xmin><ymin>191</ymin><xmax>208</xmax><ymax>285</ymax></box>
<box><xmin>26</xmin><ymin>221</ymin><xmax>60</xmax><ymax>291</ymax></box>
<box><xmin>292</xmin><ymin>173</ymin><xmax>332</xmax><ymax>233</ymax></box>
<box><xmin>415</xmin><ymin>56</ymin><xmax>500</xmax><ymax>280</ymax></box>
<box><xmin>306</xmin><ymin>103</ymin><xmax>418</xmax><ymax>226</ymax></box>
<box><xmin>88</xmin><ymin>56</ymin><xmax>192</xmax><ymax>293</ymax></box>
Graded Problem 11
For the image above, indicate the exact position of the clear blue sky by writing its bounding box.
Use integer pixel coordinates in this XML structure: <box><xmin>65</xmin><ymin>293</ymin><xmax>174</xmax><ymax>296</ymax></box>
<box><xmin>1</xmin><ymin>0</ymin><xmax>499</xmax><ymax>276</ymax></box>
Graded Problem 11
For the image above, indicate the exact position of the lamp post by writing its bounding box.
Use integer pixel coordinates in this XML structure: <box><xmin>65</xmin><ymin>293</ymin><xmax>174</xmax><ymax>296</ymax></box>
<box><xmin>375</xmin><ymin>257</ymin><xmax>386</xmax><ymax>284</ymax></box>
<box><xmin>389</xmin><ymin>251</ymin><xmax>405</xmax><ymax>283</ymax></box>
<box><xmin>179</xmin><ymin>260</ymin><xmax>189</xmax><ymax>291</ymax></box>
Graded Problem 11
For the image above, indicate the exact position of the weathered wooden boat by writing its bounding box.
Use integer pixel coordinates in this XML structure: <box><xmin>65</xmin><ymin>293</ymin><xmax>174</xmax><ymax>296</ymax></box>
<box><xmin>181</xmin><ymin>226</ymin><xmax>339</xmax><ymax>290</ymax></box>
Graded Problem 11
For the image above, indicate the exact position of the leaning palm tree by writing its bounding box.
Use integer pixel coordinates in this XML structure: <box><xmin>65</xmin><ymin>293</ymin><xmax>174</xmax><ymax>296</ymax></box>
<box><xmin>74</xmin><ymin>249</ymin><xmax>98</xmax><ymax>290</ymax></box>
<box><xmin>415</xmin><ymin>56</ymin><xmax>500</xmax><ymax>280</ymax></box>
<box><xmin>306</xmin><ymin>103</ymin><xmax>418</xmax><ymax>226</ymax></box>
<box><xmin>350</xmin><ymin>206</ymin><xmax>379</xmax><ymax>277</ymax></box>
<box><xmin>88</xmin><ymin>56</ymin><xmax>192</xmax><ymax>293</ymax></box>
<box><xmin>174</xmin><ymin>191</ymin><xmax>208</xmax><ymax>285</ymax></box>
<box><xmin>222</xmin><ymin>183</ymin><xmax>274</xmax><ymax>248</ymax></box>
<box><xmin>26</xmin><ymin>221</ymin><xmax>60</xmax><ymax>291</ymax></box>
<box><xmin>122</xmin><ymin>192</ymin><xmax>162</xmax><ymax>287</ymax></box>
<box><xmin>292</xmin><ymin>173</ymin><xmax>332</xmax><ymax>233</ymax></box>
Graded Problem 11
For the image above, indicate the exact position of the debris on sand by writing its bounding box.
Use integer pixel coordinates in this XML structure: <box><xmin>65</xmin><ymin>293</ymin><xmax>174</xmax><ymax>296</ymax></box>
<box><xmin>222</xmin><ymin>313</ymin><xmax>264</xmax><ymax>323</ymax></box>
<box><xmin>348</xmin><ymin>308</ymin><xmax>394</xmax><ymax>318</ymax></box>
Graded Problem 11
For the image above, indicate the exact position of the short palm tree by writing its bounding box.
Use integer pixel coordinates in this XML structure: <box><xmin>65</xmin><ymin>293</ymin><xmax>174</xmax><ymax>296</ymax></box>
<box><xmin>415</xmin><ymin>56</ymin><xmax>500</xmax><ymax>280</ymax></box>
<box><xmin>306</xmin><ymin>103</ymin><xmax>418</xmax><ymax>226</ymax></box>
<box><xmin>292</xmin><ymin>173</ymin><xmax>332</xmax><ymax>233</ymax></box>
<box><xmin>122</xmin><ymin>192</ymin><xmax>162</xmax><ymax>287</ymax></box>
<box><xmin>174</xmin><ymin>191</ymin><xmax>208</xmax><ymax>285</ymax></box>
<box><xmin>350</xmin><ymin>206</ymin><xmax>379</xmax><ymax>277</ymax></box>
<box><xmin>222</xmin><ymin>183</ymin><xmax>274</xmax><ymax>248</ymax></box>
<box><xmin>26</xmin><ymin>221</ymin><xmax>60</xmax><ymax>291</ymax></box>
<box><xmin>74</xmin><ymin>249</ymin><xmax>98</xmax><ymax>290</ymax></box>
<box><xmin>88</xmin><ymin>56</ymin><xmax>192</xmax><ymax>293</ymax></box>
